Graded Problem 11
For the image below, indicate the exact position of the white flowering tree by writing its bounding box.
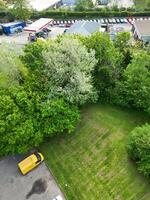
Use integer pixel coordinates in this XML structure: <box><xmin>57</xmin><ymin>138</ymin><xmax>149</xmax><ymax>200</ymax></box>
<box><xmin>42</xmin><ymin>38</ymin><xmax>98</xmax><ymax>105</ymax></box>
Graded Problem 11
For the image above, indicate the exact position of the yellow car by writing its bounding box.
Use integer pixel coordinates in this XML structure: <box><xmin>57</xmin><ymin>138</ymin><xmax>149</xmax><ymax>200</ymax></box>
<box><xmin>18</xmin><ymin>152</ymin><xmax>44</xmax><ymax>175</ymax></box>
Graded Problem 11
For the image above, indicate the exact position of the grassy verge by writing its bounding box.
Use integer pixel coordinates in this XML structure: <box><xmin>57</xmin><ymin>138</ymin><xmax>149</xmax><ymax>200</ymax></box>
<box><xmin>41</xmin><ymin>104</ymin><xmax>150</xmax><ymax>200</ymax></box>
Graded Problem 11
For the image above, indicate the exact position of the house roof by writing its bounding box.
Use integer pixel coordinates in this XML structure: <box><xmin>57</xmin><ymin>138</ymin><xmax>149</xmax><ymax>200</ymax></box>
<box><xmin>66</xmin><ymin>21</ymin><xmax>101</xmax><ymax>36</ymax></box>
<box><xmin>24</xmin><ymin>18</ymin><xmax>53</xmax><ymax>32</ymax></box>
<box><xmin>134</xmin><ymin>20</ymin><xmax>150</xmax><ymax>36</ymax></box>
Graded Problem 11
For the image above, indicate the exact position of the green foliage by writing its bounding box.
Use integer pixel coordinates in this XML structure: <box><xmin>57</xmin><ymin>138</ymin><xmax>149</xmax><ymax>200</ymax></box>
<box><xmin>41</xmin><ymin>99</ymin><xmax>80</xmax><ymax>135</ymax></box>
<box><xmin>114</xmin><ymin>32</ymin><xmax>131</xmax><ymax>51</ymax></box>
<box><xmin>75</xmin><ymin>0</ymin><xmax>94</xmax><ymax>11</ymax></box>
<box><xmin>0</xmin><ymin>86</ymin><xmax>43</xmax><ymax>155</ymax></box>
<box><xmin>113</xmin><ymin>52</ymin><xmax>150</xmax><ymax>113</ymax></box>
<box><xmin>41</xmin><ymin>104</ymin><xmax>150</xmax><ymax>200</ymax></box>
<box><xmin>35</xmin><ymin>10</ymin><xmax>150</xmax><ymax>21</ymax></box>
<box><xmin>42</xmin><ymin>37</ymin><xmax>98</xmax><ymax>105</ymax></box>
<box><xmin>22</xmin><ymin>37</ymin><xmax>98</xmax><ymax>105</ymax></box>
<box><xmin>10</xmin><ymin>0</ymin><xmax>31</xmax><ymax>21</ymax></box>
<box><xmin>0</xmin><ymin>86</ymin><xmax>80</xmax><ymax>156</ymax></box>
<box><xmin>78</xmin><ymin>32</ymin><xmax>123</xmax><ymax>101</ymax></box>
<box><xmin>127</xmin><ymin>124</ymin><xmax>150</xmax><ymax>177</ymax></box>
<box><xmin>0</xmin><ymin>43</ymin><xmax>27</xmax><ymax>88</ymax></box>
<box><xmin>21</xmin><ymin>40</ymin><xmax>46</xmax><ymax>71</ymax></box>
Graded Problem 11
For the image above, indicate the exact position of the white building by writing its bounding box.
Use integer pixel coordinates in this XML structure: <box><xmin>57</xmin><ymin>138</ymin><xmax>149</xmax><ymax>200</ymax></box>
<box><xmin>29</xmin><ymin>0</ymin><xmax>62</xmax><ymax>11</ymax></box>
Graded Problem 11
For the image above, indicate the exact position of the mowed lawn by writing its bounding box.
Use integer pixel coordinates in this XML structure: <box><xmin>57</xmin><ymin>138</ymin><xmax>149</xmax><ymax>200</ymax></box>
<box><xmin>41</xmin><ymin>104</ymin><xmax>150</xmax><ymax>200</ymax></box>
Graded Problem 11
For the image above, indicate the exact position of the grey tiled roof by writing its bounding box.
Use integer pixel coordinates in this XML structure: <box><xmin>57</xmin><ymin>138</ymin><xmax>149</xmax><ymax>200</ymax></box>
<box><xmin>66</xmin><ymin>21</ymin><xmax>101</xmax><ymax>36</ymax></box>
<box><xmin>134</xmin><ymin>20</ymin><xmax>150</xmax><ymax>36</ymax></box>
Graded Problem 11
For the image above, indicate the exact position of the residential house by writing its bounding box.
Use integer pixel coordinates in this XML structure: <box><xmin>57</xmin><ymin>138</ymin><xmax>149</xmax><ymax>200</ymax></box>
<box><xmin>66</xmin><ymin>21</ymin><xmax>102</xmax><ymax>36</ymax></box>
<box><xmin>132</xmin><ymin>20</ymin><xmax>150</xmax><ymax>43</ymax></box>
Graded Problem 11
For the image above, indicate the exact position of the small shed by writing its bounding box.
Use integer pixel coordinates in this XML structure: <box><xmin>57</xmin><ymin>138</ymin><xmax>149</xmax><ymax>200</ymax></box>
<box><xmin>24</xmin><ymin>18</ymin><xmax>53</xmax><ymax>33</ymax></box>
<box><xmin>1</xmin><ymin>22</ymin><xmax>26</xmax><ymax>35</ymax></box>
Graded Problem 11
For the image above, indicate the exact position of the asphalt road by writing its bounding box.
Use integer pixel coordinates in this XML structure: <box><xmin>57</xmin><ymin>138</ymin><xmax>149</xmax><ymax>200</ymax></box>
<box><xmin>0</xmin><ymin>155</ymin><xmax>66</xmax><ymax>200</ymax></box>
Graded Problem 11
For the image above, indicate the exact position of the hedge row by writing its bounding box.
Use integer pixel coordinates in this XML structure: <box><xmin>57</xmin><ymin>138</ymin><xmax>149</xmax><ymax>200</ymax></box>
<box><xmin>1</xmin><ymin>9</ymin><xmax>150</xmax><ymax>21</ymax></box>
<box><xmin>32</xmin><ymin>10</ymin><xmax>150</xmax><ymax>20</ymax></box>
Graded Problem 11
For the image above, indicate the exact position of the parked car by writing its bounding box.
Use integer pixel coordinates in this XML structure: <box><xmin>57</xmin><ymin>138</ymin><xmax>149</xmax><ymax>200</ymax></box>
<box><xmin>52</xmin><ymin>195</ymin><xmax>63</xmax><ymax>200</ymax></box>
<box><xmin>64</xmin><ymin>28</ymin><xmax>68</xmax><ymax>33</ymax></box>
<box><xmin>108</xmin><ymin>19</ymin><xmax>112</xmax><ymax>24</ymax></box>
<box><xmin>120</xmin><ymin>18</ymin><xmax>124</xmax><ymax>23</ymax></box>
<box><xmin>65</xmin><ymin>23</ymin><xmax>71</xmax><ymax>28</ymax></box>
<box><xmin>101</xmin><ymin>19</ymin><xmax>105</xmax><ymax>24</ymax></box>
<box><xmin>26</xmin><ymin>20</ymin><xmax>33</xmax><ymax>24</ymax></box>
<box><xmin>0</xmin><ymin>25</ymin><xmax>3</xmax><ymax>35</ymax></box>
<box><xmin>59</xmin><ymin>24</ymin><xmax>66</xmax><ymax>28</ymax></box>
<box><xmin>112</xmin><ymin>18</ymin><xmax>116</xmax><ymax>24</ymax></box>
<box><xmin>124</xmin><ymin>18</ymin><xmax>128</xmax><ymax>23</ymax></box>
<box><xmin>104</xmin><ymin>18</ymin><xmax>108</xmax><ymax>23</ymax></box>
<box><xmin>42</xmin><ymin>27</ymin><xmax>51</xmax><ymax>33</ymax></box>
<box><xmin>35</xmin><ymin>31</ymin><xmax>48</xmax><ymax>38</ymax></box>
<box><xmin>116</xmin><ymin>18</ymin><xmax>120</xmax><ymax>23</ymax></box>
<box><xmin>18</xmin><ymin>152</ymin><xmax>44</xmax><ymax>175</ymax></box>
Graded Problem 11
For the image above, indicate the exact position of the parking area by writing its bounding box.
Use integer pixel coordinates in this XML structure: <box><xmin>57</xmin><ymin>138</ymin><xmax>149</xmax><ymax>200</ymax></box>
<box><xmin>0</xmin><ymin>156</ymin><xmax>66</xmax><ymax>200</ymax></box>
<box><xmin>0</xmin><ymin>17</ymin><xmax>149</xmax><ymax>45</ymax></box>
<box><xmin>0</xmin><ymin>27</ymin><xmax>66</xmax><ymax>45</ymax></box>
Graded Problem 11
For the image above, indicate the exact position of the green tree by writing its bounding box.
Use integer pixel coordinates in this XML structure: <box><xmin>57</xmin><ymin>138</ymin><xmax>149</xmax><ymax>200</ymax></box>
<box><xmin>78</xmin><ymin>32</ymin><xmax>123</xmax><ymax>101</ymax></box>
<box><xmin>114</xmin><ymin>32</ymin><xmax>133</xmax><ymax>69</ymax></box>
<box><xmin>42</xmin><ymin>37</ymin><xmax>98</xmax><ymax>105</ymax></box>
<box><xmin>114</xmin><ymin>32</ymin><xmax>131</xmax><ymax>51</ymax></box>
<box><xmin>21</xmin><ymin>40</ymin><xmax>46</xmax><ymax>71</ymax></box>
<box><xmin>113</xmin><ymin>51</ymin><xmax>150</xmax><ymax>113</ymax></box>
<box><xmin>0</xmin><ymin>43</ymin><xmax>27</xmax><ymax>88</ymax></box>
<box><xmin>11</xmin><ymin>0</ymin><xmax>31</xmax><ymax>21</ymax></box>
<box><xmin>0</xmin><ymin>0</ymin><xmax>6</xmax><ymax>8</ymax></box>
<box><xmin>22</xmin><ymin>38</ymin><xmax>98</xmax><ymax>105</ymax></box>
<box><xmin>0</xmin><ymin>86</ymin><xmax>80</xmax><ymax>156</ymax></box>
<box><xmin>127</xmin><ymin>124</ymin><xmax>150</xmax><ymax>177</ymax></box>
<box><xmin>75</xmin><ymin>0</ymin><xmax>94</xmax><ymax>11</ymax></box>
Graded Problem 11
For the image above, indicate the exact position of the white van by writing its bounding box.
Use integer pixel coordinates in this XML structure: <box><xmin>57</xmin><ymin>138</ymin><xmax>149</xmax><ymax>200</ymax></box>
<box><xmin>53</xmin><ymin>195</ymin><xmax>63</xmax><ymax>200</ymax></box>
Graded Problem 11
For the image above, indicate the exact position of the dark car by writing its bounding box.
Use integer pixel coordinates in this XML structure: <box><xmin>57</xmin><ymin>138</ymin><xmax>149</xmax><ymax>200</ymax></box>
<box><xmin>42</xmin><ymin>27</ymin><xmax>51</xmax><ymax>33</ymax></box>
<box><xmin>0</xmin><ymin>25</ymin><xmax>3</xmax><ymax>35</ymax></box>
<box><xmin>35</xmin><ymin>31</ymin><xmax>48</xmax><ymax>39</ymax></box>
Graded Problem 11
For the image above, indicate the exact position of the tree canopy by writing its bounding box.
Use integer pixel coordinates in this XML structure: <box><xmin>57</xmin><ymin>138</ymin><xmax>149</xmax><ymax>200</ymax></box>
<box><xmin>0</xmin><ymin>43</ymin><xmax>27</xmax><ymax>88</ymax></box>
<box><xmin>0</xmin><ymin>86</ymin><xmax>80</xmax><ymax>156</ymax></box>
<box><xmin>113</xmin><ymin>51</ymin><xmax>150</xmax><ymax>113</ymax></box>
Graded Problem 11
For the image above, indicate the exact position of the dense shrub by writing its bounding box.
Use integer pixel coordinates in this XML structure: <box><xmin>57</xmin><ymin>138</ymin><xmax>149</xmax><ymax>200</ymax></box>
<box><xmin>127</xmin><ymin>124</ymin><xmax>150</xmax><ymax>177</ymax></box>
<box><xmin>32</xmin><ymin>10</ymin><xmax>150</xmax><ymax>20</ymax></box>
<box><xmin>113</xmin><ymin>52</ymin><xmax>150</xmax><ymax>113</ymax></box>
<box><xmin>0</xmin><ymin>86</ymin><xmax>80</xmax><ymax>156</ymax></box>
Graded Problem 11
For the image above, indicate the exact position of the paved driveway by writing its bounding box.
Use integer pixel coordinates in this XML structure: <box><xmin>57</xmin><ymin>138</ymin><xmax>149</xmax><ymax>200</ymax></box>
<box><xmin>0</xmin><ymin>156</ymin><xmax>66</xmax><ymax>200</ymax></box>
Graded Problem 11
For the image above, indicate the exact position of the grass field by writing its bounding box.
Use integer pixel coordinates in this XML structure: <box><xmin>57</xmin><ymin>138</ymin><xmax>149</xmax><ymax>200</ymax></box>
<box><xmin>41</xmin><ymin>104</ymin><xmax>150</xmax><ymax>200</ymax></box>
<box><xmin>134</xmin><ymin>0</ymin><xmax>150</xmax><ymax>9</ymax></box>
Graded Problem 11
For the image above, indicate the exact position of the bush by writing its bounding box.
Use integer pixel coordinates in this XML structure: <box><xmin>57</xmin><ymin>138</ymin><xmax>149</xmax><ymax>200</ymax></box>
<box><xmin>127</xmin><ymin>124</ymin><xmax>150</xmax><ymax>177</ymax></box>
<box><xmin>32</xmin><ymin>10</ymin><xmax>150</xmax><ymax>20</ymax></box>
<box><xmin>0</xmin><ymin>86</ymin><xmax>80</xmax><ymax>156</ymax></box>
